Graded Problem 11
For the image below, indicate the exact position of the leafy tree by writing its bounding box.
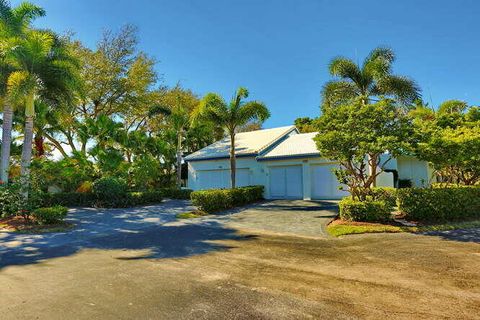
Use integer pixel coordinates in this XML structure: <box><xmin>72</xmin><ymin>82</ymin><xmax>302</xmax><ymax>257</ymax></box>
<box><xmin>314</xmin><ymin>99</ymin><xmax>413</xmax><ymax>200</ymax></box>
<box><xmin>321</xmin><ymin>47</ymin><xmax>420</xmax><ymax>110</ymax></box>
<box><xmin>0</xmin><ymin>0</ymin><xmax>45</xmax><ymax>183</ymax></box>
<box><xmin>294</xmin><ymin>117</ymin><xmax>317</xmax><ymax>133</ymax></box>
<box><xmin>410</xmin><ymin>101</ymin><xmax>480</xmax><ymax>185</ymax></box>
<box><xmin>195</xmin><ymin>87</ymin><xmax>270</xmax><ymax>188</ymax></box>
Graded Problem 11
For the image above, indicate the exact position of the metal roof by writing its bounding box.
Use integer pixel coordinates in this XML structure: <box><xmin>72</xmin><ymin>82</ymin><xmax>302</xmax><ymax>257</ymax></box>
<box><xmin>257</xmin><ymin>132</ymin><xmax>320</xmax><ymax>160</ymax></box>
<box><xmin>184</xmin><ymin>125</ymin><xmax>297</xmax><ymax>161</ymax></box>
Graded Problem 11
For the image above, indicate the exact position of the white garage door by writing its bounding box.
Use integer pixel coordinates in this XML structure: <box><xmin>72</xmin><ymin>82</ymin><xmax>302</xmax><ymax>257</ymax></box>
<box><xmin>269</xmin><ymin>166</ymin><xmax>303</xmax><ymax>199</ymax></box>
<box><xmin>197</xmin><ymin>169</ymin><xmax>250</xmax><ymax>190</ymax></box>
<box><xmin>311</xmin><ymin>164</ymin><xmax>347</xmax><ymax>199</ymax></box>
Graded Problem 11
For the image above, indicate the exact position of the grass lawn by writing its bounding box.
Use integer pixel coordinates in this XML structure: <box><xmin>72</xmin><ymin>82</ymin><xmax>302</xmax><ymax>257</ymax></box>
<box><xmin>176</xmin><ymin>210</ymin><xmax>208</xmax><ymax>219</ymax></box>
<box><xmin>327</xmin><ymin>219</ymin><xmax>480</xmax><ymax>237</ymax></box>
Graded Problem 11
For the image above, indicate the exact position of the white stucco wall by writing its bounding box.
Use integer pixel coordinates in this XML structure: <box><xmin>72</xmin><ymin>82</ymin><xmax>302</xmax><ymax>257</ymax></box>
<box><xmin>188</xmin><ymin>156</ymin><xmax>345</xmax><ymax>200</ymax></box>
<box><xmin>397</xmin><ymin>156</ymin><xmax>432</xmax><ymax>187</ymax></box>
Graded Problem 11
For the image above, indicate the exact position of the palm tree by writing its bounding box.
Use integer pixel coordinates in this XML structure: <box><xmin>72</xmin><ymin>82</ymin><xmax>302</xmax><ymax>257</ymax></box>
<box><xmin>321</xmin><ymin>47</ymin><xmax>420</xmax><ymax>110</ymax></box>
<box><xmin>195</xmin><ymin>87</ymin><xmax>270</xmax><ymax>188</ymax></box>
<box><xmin>0</xmin><ymin>1</ymin><xmax>45</xmax><ymax>183</ymax></box>
<box><xmin>6</xmin><ymin>30</ymin><xmax>78</xmax><ymax>196</ymax></box>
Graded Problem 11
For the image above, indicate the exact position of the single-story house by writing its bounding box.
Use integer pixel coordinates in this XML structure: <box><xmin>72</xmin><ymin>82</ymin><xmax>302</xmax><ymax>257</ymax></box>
<box><xmin>184</xmin><ymin>126</ymin><xmax>433</xmax><ymax>200</ymax></box>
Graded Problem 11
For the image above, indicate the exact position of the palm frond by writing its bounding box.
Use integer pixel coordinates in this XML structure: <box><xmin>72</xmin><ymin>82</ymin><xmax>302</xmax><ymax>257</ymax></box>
<box><xmin>191</xmin><ymin>92</ymin><xmax>227</xmax><ymax>125</ymax></box>
<box><xmin>321</xmin><ymin>80</ymin><xmax>358</xmax><ymax>109</ymax></box>
<box><xmin>12</xmin><ymin>2</ymin><xmax>45</xmax><ymax>26</ymax></box>
<box><xmin>236</xmin><ymin>101</ymin><xmax>270</xmax><ymax>127</ymax></box>
<box><xmin>328</xmin><ymin>57</ymin><xmax>362</xmax><ymax>83</ymax></box>
<box><xmin>375</xmin><ymin>75</ymin><xmax>421</xmax><ymax>105</ymax></box>
<box><xmin>364</xmin><ymin>47</ymin><xmax>395</xmax><ymax>65</ymax></box>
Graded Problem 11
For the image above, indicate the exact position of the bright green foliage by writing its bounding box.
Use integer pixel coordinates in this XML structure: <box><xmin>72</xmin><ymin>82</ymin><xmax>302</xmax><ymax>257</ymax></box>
<box><xmin>194</xmin><ymin>88</ymin><xmax>270</xmax><ymax>188</ymax></box>
<box><xmin>339</xmin><ymin>198</ymin><xmax>392</xmax><ymax>222</ymax></box>
<box><xmin>321</xmin><ymin>47</ymin><xmax>420</xmax><ymax>110</ymax></box>
<box><xmin>396</xmin><ymin>187</ymin><xmax>480</xmax><ymax>222</ymax></box>
<box><xmin>294</xmin><ymin>117</ymin><xmax>317</xmax><ymax>133</ymax></box>
<box><xmin>191</xmin><ymin>186</ymin><xmax>264</xmax><ymax>213</ymax></box>
<box><xmin>92</xmin><ymin>177</ymin><xmax>128</xmax><ymax>207</ymax></box>
<box><xmin>32</xmin><ymin>205</ymin><xmax>67</xmax><ymax>225</ymax></box>
<box><xmin>0</xmin><ymin>182</ymin><xmax>22</xmax><ymax>217</ymax></box>
<box><xmin>314</xmin><ymin>99</ymin><xmax>413</xmax><ymax>200</ymax></box>
<box><xmin>410</xmin><ymin>101</ymin><xmax>480</xmax><ymax>185</ymax></box>
<box><xmin>370</xmin><ymin>187</ymin><xmax>397</xmax><ymax>208</ymax></box>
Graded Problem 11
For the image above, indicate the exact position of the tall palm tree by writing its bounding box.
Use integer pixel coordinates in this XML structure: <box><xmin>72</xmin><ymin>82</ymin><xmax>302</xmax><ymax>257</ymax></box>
<box><xmin>6</xmin><ymin>30</ymin><xmax>78</xmax><ymax>196</ymax></box>
<box><xmin>0</xmin><ymin>0</ymin><xmax>45</xmax><ymax>183</ymax></box>
<box><xmin>195</xmin><ymin>87</ymin><xmax>270</xmax><ymax>188</ymax></box>
<box><xmin>321</xmin><ymin>47</ymin><xmax>420</xmax><ymax>110</ymax></box>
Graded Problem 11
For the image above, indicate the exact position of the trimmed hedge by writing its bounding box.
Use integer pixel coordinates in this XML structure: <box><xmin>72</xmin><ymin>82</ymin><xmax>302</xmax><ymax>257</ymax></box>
<box><xmin>41</xmin><ymin>192</ymin><xmax>95</xmax><ymax>207</ymax></box>
<box><xmin>370</xmin><ymin>187</ymin><xmax>397</xmax><ymax>208</ymax></box>
<box><xmin>396</xmin><ymin>187</ymin><xmax>480</xmax><ymax>222</ymax></box>
<box><xmin>41</xmin><ymin>191</ymin><xmax>164</xmax><ymax>208</ymax></box>
<box><xmin>191</xmin><ymin>186</ymin><xmax>264</xmax><ymax>213</ymax></box>
<box><xmin>32</xmin><ymin>206</ymin><xmax>68</xmax><ymax>225</ymax></box>
<box><xmin>159</xmin><ymin>188</ymin><xmax>192</xmax><ymax>199</ymax></box>
<box><xmin>339</xmin><ymin>197</ymin><xmax>392</xmax><ymax>222</ymax></box>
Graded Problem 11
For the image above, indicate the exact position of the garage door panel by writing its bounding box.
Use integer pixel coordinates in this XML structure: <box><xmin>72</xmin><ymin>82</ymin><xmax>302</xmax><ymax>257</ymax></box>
<box><xmin>197</xmin><ymin>169</ymin><xmax>250</xmax><ymax>190</ymax></box>
<box><xmin>286</xmin><ymin>166</ymin><xmax>303</xmax><ymax>198</ymax></box>
<box><xmin>269</xmin><ymin>165</ymin><xmax>303</xmax><ymax>199</ymax></box>
<box><xmin>270</xmin><ymin>167</ymin><xmax>286</xmax><ymax>197</ymax></box>
<box><xmin>311</xmin><ymin>164</ymin><xmax>347</xmax><ymax>199</ymax></box>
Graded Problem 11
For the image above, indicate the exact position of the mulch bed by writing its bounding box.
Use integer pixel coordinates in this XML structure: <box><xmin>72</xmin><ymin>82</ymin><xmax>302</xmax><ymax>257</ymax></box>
<box><xmin>0</xmin><ymin>215</ymin><xmax>73</xmax><ymax>233</ymax></box>
<box><xmin>329</xmin><ymin>218</ymin><xmax>411</xmax><ymax>227</ymax></box>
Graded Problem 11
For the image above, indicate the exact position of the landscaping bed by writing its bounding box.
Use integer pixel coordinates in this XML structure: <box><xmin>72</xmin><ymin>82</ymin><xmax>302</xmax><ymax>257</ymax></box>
<box><xmin>0</xmin><ymin>215</ymin><xmax>74</xmax><ymax>233</ymax></box>
<box><xmin>327</xmin><ymin>218</ymin><xmax>480</xmax><ymax>237</ymax></box>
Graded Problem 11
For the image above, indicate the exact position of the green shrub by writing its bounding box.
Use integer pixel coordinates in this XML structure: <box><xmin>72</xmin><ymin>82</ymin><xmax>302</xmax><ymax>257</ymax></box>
<box><xmin>92</xmin><ymin>177</ymin><xmax>128</xmax><ymax>207</ymax></box>
<box><xmin>159</xmin><ymin>188</ymin><xmax>192</xmax><ymax>199</ymax></box>
<box><xmin>396</xmin><ymin>187</ymin><xmax>480</xmax><ymax>222</ymax></box>
<box><xmin>370</xmin><ymin>187</ymin><xmax>397</xmax><ymax>208</ymax></box>
<box><xmin>0</xmin><ymin>183</ymin><xmax>23</xmax><ymax>217</ymax></box>
<box><xmin>32</xmin><ymin>206</ymin><xmax>68</xmax><ymax>225</ymax></box>
<box><xmin>191</xmin><ymin>186</ymin><xmax>264</xmax><ymax>213</ymax></box>
<box><xmin>41</xmin><ymin>192</ymin><xmax>96</xmax><ymax>207</ymax></box>
<box><xmin>126</xmin><ymin>191</ymin><xmax>163</xmax><ymax>206</ymax></box>
<box><xmin>339</xmin><ymin>197</ymin><xmax>392</xmax><ymax>222</ymax></box>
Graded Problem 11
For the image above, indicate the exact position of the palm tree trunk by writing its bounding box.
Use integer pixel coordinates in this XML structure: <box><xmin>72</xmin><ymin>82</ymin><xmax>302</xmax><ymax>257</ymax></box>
<box><xmin>176</xmin><ymin>128</ymin><xmax>183</xmax><ymax>188</ymax></box>
<box><xmin>20</xmin><ymin>115</ymin><xmax>34</xmax><ymax>198</ymax></box>
<box><xmin>230</xmin><ymin>133</ymin><xmax>236</xmax><ymax>189</ymax></box>
<box><xmin>1</xmin><ymin>104</ymin><xmax>13</xmax><ymax>183</ymax></box>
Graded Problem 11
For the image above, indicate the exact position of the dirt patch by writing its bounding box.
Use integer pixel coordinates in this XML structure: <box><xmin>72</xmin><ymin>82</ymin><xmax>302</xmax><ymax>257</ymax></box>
<box><xmin>0</xmin><ymin>215</ymin><xmax>73</xmax><ymax>233</ymax></box>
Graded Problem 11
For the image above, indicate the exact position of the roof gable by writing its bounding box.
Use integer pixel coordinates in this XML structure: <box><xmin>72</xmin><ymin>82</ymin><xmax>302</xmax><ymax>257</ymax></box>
<box><xmin>184</xmin><ymin>126</ymin><xmax>297</xmax><ymax>161</ymax></box>
<box><xmin>258</xmin><ymin>132</ymin><xmax>320</xmax><ymax>160</ymax></box>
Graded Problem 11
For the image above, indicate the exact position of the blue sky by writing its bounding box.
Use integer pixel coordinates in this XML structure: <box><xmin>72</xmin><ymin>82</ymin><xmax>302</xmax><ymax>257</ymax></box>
<box><xmin>15</xmin><ymin>0</ymin><xmax>480</xmax><ymax>128</ymax></box>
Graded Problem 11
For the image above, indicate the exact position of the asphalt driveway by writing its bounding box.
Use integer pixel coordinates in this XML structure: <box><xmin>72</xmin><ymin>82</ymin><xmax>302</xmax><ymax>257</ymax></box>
<box><xmin>199</xmin><ymin>200</ymin><xmax>339</xmax><ymax>238</ymax></box>
<box><xmin>1</xmin><ymin>200</ymin><xmax>480</xmax><ymax>319</ymax></box>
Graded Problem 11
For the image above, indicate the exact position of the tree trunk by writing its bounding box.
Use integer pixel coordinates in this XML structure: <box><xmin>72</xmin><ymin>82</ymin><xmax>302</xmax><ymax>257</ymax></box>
<box><xmin>20</xmin><ymin>116</ymin><xmax>34</xmax><ymax>199</ymax></box>
<box><xmin>176</xmin><ymin>128</ymin><xmax>183</xmax><ymax>188</ymax></box>
<box><xmin>230</xmin><ymin>133</ymin><xmax>236</xmax><ymax>189</ymax></box>
<box><xmin>0</xmin><ymin>104</ymin><xmax>13</xmax><ymax>183</ymax></box>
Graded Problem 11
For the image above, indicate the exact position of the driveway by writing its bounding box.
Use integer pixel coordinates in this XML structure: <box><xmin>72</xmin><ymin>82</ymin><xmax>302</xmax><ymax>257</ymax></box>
<box><xmin>197</xmin><ymin>200</ymin><xmax>338</xmax><ymax>238</ymax></box>
<box><xmin>1</xmin><ymin>200</ymin><xmax>480</xmax><ymax>319</ymax></box>
<box><xmin>0</xmin><ymin>199</ymin><xmax>249</xmax><ymax>269</ymax></box>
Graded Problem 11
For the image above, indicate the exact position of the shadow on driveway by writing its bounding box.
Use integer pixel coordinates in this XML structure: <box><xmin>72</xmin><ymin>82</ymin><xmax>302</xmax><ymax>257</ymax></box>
<box><xmin>0</xmin><ymin>200</ymin><xmax>255</xmax><ymax>270</ymax></box>
<box><xmin>423</xmin><ymin>228</ymin><xmax>480</xmax><ymax>243</ymax></box>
